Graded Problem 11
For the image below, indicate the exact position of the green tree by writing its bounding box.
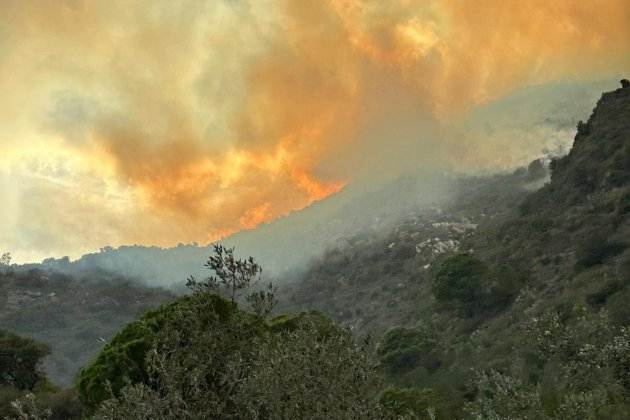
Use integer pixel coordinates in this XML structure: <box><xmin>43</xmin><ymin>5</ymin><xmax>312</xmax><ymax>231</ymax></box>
<box><xmin>0</xmin><ymin>329</ymin><xmax>50</xmax><ymax>390</ymax></box>
<box><xmin>377</xmin><ymin>324</ymin><xmax>438</xmax><ymax>375</ymax></box>
<box><xmin>0</xmin><ymin>252</ymin><xmax>11</xmax><ymax>274</ymax></box>
<box><xmin>187</xmin><ymin>245</ymin><xmax>277</xmax><ymax>317</ymax></box>
<box><xmin>186</xmin><ymin>244</ymin><xmax>262</xmax><ymax>303</ymax></box>
<box><xmin>76</xmin><ymin>292</ymin><xmax>247</xmax><ymax>410</ymax></box>
<box><xmin>431</xmin><ymin>254</ymin><xmax>486</xmax><ymax>315</ymax></box>
<box><xmin>0</xmin><ymin>330</ymin><xmax>83</xmax><ymax>420</ymax></box>
<box><xmin>79</xmin><ymin>292</ymin><xmax>393</xmax><ymax>418</ymax></box>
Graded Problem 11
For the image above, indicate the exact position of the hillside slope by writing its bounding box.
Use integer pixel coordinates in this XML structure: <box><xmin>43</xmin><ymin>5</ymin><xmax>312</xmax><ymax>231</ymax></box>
<box><xmin>486</xmin><ymin>80</ymin><xmax>630</xmax><ymax>295</ymax></box>
<box><xmin>287</xmin><ymin>80</ymin><xmax>630</xmax><ymax>327</ymax></box>
<box><xmin>0</xmin><ymin>268</ymin><xmax>174</xmax><ymax>386</ymax></box>
<box><xmin>279</xmin><ymin>170</ymin><xmax>542</xmax><ymax>335</ymax></box>
<box><xmin>31</xmin><ymin>80</ymin><xmax>613</xmax><ymax>288</ymax></box>
<box><xmin>280</xmin><ymin>81</ymin><xmax>630</xmax><ymax>415</ymax></box>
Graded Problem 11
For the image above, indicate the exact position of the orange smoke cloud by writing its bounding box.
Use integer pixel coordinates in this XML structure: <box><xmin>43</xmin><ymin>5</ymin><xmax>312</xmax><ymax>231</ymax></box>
<box><xmin>325</xmin><ymin>0</ymin><xmax>630</xmax><ymax>114</ymax></box>
<box><xmin>0</xmin><ymin>0</ymin><xmax>629</xmax><ymax>260</ymax></box>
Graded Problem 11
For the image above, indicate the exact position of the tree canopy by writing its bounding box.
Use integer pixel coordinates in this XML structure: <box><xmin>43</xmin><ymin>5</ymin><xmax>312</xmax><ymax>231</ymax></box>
<box><xmin>0</xmin><ymin>329</ymin><xmax>50</xmax><ymax>390</ymax></box>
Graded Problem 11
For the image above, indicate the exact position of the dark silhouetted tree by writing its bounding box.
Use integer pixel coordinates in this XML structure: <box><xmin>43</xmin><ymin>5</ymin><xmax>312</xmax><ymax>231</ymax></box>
<box><xmin>186</xmin><ymin>244</ymin><xmax>262</xmax><ymax>303</ymax></box>
<box><xmin>432</xmin><ymin>254</ymin><xmax>486</xmax><ymax>315</ymax></box>
<box><xmin>0</xmin><ymin>329</ymin><xmax>50</xmax><ymax>390</ymax></box>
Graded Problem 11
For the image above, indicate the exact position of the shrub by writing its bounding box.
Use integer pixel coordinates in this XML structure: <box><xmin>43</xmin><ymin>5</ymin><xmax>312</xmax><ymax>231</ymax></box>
<box><xmin>76</xmin><ymin>293</ymin><xmax>246</xmax><ymax>410</ymax></box>
<box><xmin>0</xmin><ymin>331</ymin><xmax>81</xmax><ymax>420</ymax></box>
<box><xmin>468</xmin><ymin>311</ymin><xmax>630</xmax><ymax>418</ymax></box>
<box><xmin>0</xmin><ymin>386</ymin><xmax>22</xmax><ymax>419</ymax></box>
<box><xmin>35</xmin><ymin>389</ymin><xmax>84</xmax><ymax>420</ymax></box>
<box><xmin>377</xmin><ymin>325</ymin><xmax>438</xmax><ymax>375</ymax></box>
<box><xmin>79</xmin><ymin>289</ymin><xmax>393</xmax><ymax>418</ymax></box>
<box><xmin>86</xmin><ymin>294</ymin><xmax>392</xmax><ymax>419</ymax></box>
<box><xmin>529</xmin><ymin>217</ymin><xmax>554</xmax><ymax>233</ymax></box>
<box><xmin>236</xmin><ymin>319</ymin><xmax>388</xmax><ymax>419</ymax></box>
<box><xmin>607</xmin><ymin>288</ymin><xmax>630</xmax><ymax>326</ymax></box>
<box><xmin>3</xmin><ymin>387</ymin><xmax>85</xmax><ymax>420</ymax></box>
<box><xmin>586</xmin><ymin>279</ymin><xmax>623</xmax><ymax>307</ymax></box>
<box><xmin>0</xmin><ymin>329</ymin><xmax>50</xmax><ymax>390</ymax></box>
<box><xmin>483</xmin><ymin>264</ymin><xmax>524</xmax><ymax>312</ymax></box>
<box><xmin>576</xmin><ymin>233</ymin><xmax>626</xmax><ymax>270</ymax></box>
<box><xmin>615</xmin><ymin>192</ymin><xmax>630</xmax><ymax>216</ymax></box>
<box><xmin>380</xmin><ymin>387</ymin><xmax>438</xmax><ymax>418</ymax></box>
<box><xmin>432</xmin><ymin>254</ymin><xmax>486</xmax><ymax>315</ymax></box>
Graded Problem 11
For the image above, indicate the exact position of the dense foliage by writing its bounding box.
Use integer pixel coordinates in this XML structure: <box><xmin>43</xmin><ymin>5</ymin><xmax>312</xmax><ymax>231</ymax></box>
<box><xmin>80</xmin><ymin>292</ymin><xmax>390</xmax><ymax>419</ymax></box>
<box><xmin>377</xmin><ymin>324</ymin><xmax>438</xmax><ymax>376</ymax></box>
<box><xmin>431</xmin><ymin>254</ymin><xmax>486</xmax><ymax>314</ymax></box>
<box><xmin>76</xmin><ymin>293</ymin><xmax>260</xmax><ymax>410</ymax></box>
<box><xmin>0</xmin><ymin>330</ymin><xmax>83</xmax><ymax>420</ymax></box>
<box><xmin>75</xmin><ymin>246</ymin><xmax>390</xmax><ymax>418</ymax></box>
<box><xmin>0</xmin><ymin>329</ymin><xmax>50</xmax><ymax>390</ymax></box>
<box><xmin>466</xmin><ymin>310</ymin><xmax>630</xmax><ymax>418</ymax></box>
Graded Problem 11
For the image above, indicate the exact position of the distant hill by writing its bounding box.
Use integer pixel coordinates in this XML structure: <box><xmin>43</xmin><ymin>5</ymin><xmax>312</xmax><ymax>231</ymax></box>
<box><xmin>0</xmin><ymin>267</ymin><xmax>174</xmax><ymax>386</ymax></box>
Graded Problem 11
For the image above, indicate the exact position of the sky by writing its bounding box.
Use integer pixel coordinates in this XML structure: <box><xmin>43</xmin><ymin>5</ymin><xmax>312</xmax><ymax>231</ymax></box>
<box><xmin>1</xmin><ymin>0</ymin><xmax>629</xmax><ymax>263</ymax></box>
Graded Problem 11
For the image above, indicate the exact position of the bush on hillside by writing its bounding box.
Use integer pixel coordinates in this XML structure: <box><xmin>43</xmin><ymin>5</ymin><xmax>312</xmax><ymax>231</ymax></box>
<box><xmin>576</xmin><ymin>232</ymin><xmax>626</xmax><ymax>270</ymax></box>
<box><xmin>85</xmin><ymin>293</ymin><xmax>392</xmax><ymax>419</ymax></box>
<box><xmin>2</xmin><ymin>388</ymin><xmax>84</xmax><ymax>420</ymax></box>
<box><xmin>0</xmin><ymin>253</ymin><xmax>11</xmax><ymax>276</ymax></box>
<box><xmin>0</xmin><ymin>329</ymin><xmax>50</xmax><ymax>390</ymax></box>
<box><xmin>0</xmin><ymin>330</ymin><xmax>83</xmax><ymax>420</ymax></box>
<box><xmin>431</xmin><ymin>255</ymin><xmax>523</xmax><ymax>317</ymax></box>
<box><xmin>467</xmin><ymin>311</ymin><xmax>630</xmax><ymax>418</ymax></box>
<box><xmin>0</xmin><ymin>386</ymin><xmax>23</xmax><ymax>419</ymax></box>
<box><xmin>76</xmin><ymin>293</ymin><xmax>250</xmax><ymax>410</ymax></box>
<box><xmin>483</xmin><ymin>264</ymin><xmax>524</xmax><ymax>311</ymax></box>
<box><xmin>586</xmin><ymin>279</ymin><xmax>623</xmax><ymax>307</ymax></box>
<box><xmin>380</xmin><ymin>387</ymin><xmax>441</xmax><ymax>419</ymax></box>
<box><xmin>432</xmin><ymin>254</ymin><xmax>486</xmax><ymax>315</ymax></box>
<box><xmin>615</xmin><ymin>191</ymin><xmax>630</xmax><ymax>217</ymax></box>
<box><xmin>377</xmin><ymin>324</ymin><xmax>439</xmax><ymax>375</ymax></box>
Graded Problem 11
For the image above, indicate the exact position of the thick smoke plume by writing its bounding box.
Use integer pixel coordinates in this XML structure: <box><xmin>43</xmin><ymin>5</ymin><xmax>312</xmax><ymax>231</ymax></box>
<box><xmin>0</xmin><ymin>0</ymin><xmax>628</xmax><ymax>262</ymax></box>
